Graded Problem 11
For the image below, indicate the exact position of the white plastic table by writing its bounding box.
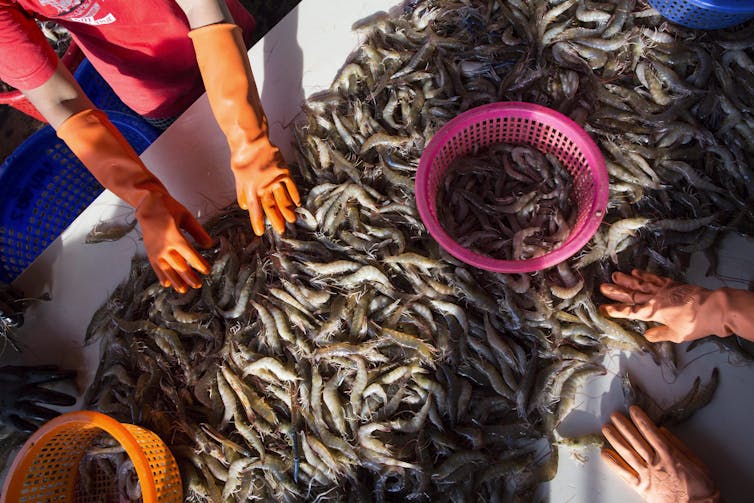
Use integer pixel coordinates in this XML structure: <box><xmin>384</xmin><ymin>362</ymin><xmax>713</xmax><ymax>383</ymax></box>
<box><xmin>4</xmin><ymin>1</ymin><xmax>754</xmax><ymax>501</ymax></box>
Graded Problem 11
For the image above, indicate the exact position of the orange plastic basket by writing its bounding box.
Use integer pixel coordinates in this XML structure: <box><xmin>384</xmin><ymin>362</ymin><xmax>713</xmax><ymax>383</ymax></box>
<box><xmin>1</xmin><ymin>411</ymin><xmax>183</xmax><ymax>503</ymax></box>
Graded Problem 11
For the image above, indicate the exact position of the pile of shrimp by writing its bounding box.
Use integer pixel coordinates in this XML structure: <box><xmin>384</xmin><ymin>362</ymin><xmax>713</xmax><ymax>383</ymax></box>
<box><xmin>78</xmin><ymin>1</ymin><xmax>754</xmax><ymax>501</ymax></box>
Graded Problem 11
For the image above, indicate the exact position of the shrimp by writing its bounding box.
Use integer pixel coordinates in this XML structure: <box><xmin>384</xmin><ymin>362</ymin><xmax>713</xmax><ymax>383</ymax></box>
<box><xmin>606</xmin><ymin>218</ymin><xmax>650</xmax><ymax>262</ymax></box>
<box><xmin>85</xmin><ymin>218</ymin><xmax>137</xmax><ymax>244</ymax></box>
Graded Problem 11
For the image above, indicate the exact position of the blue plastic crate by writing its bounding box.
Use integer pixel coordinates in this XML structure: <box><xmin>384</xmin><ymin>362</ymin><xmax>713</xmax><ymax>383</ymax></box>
<box><xmin>648</xmin><ymin>0</ymin><xmax>754</xmax><ymax>29</ymax></box>
<box><xmin>0</xmin><ymin>111</ymin><xmax>160</xmax><ymax>283</ymax></box>
<box><xmin>74</xmin><ymin>58</ymin><xmax>137</xmax><ymax>116</ymax></box>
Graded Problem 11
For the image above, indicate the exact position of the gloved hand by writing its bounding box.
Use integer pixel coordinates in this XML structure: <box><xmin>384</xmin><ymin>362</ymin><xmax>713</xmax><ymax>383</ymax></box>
<box><xmin>600</xmin><ymin>269</ymin><xmax>754</xmax><ymax>343</ymax></box>
<box><xmin>601</xmin><ymin>405</ymin><xmax>720</xmax><ymax>503</ymax></box>
<box><xmin>0</xmin><ymin>365</ymin><xmax>77</xmax><ymax>434</ymax></box>
<box><xmin>57</xmin><ymin>109</ymin><xmax>213</xmax><ymax>293</ymax></box>
<box><xmin>189</xmin><ymin>23</ymin><xmax>300</xmax><ymax>236</ymax></box>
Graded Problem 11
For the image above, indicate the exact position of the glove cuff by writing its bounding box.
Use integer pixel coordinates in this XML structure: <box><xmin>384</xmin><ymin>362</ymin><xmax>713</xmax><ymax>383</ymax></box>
<box><xmin>57</xmin><ymin>109</ymin><xmax>168</xmax><ymax>208</ymax></box>
<box><xmin>717</xmin><ymin>288</ymin><xmax>754</xmax><ymax>340</ymax></box>
<box><xmin>188</xmin><ymin>23</ymin><xmax>285</xmax><ymax>174</ymax></box>
<box><xmin>695</xmin><ymin>489</ymin><xmax>722</xmax><ymax>503</ymax></box>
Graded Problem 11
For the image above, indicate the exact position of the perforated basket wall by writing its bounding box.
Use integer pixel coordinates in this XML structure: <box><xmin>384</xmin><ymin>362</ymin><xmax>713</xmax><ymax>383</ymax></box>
<box><xmin>74</xmin><ymin>59</ymin><xmax>138</xmax><ymax>116</ymax></box>
<box><xmin>648</xmin><ymin>0</ymin><xmax>754</xmax><ymax>29</ymax></box>
<box><xmin>415</xmin><ymin>102</ymin><xmax>608</xmax><ymax>273</ymax></box>
<box><xmin>1</xmin><ymin>411</ymin><xmax>183</xmax><ymax>503</ymax></box>
<box><xmin>0</xmin><ymin>112</ymin><xmax>159</xmax><ymax>283</ymax></box>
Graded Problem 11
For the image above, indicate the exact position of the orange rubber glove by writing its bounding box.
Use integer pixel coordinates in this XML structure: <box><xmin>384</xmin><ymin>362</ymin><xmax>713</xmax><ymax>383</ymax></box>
<box><xmin>57</xmin><ymin>109</ymin><xmax>212</xmax><ymax>293</ymax></box>
<box><xmin>601</xmin><ymin>405</ymin><xmax>720</xmax><ymax>503</ymax></box>
<box><xmin>188</xmin><ymin>23</ymin><xmax>300</xmax><ymax>236</ymax></box>
<box><xmin>600</xmin><ymin>269</ymin><xmax>754</xmax><ymax>343</ymax></box>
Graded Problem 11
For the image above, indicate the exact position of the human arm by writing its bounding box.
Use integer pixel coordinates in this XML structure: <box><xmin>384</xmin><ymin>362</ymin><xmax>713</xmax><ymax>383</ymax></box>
<box><xmin>601</xmin><ymin>405</ymin><xmax>720</xmax><ymax>503</ymax></box>
<box><xmin>0</xmin><ymin>365</ymin><xmax>77</xmax><ymax>433</ymax></box>
<box><xmin>174</xmin><ymin>0</ymin><xmax>232</xmax><ymax>27</ymax></box>
<box><xmin>0</xmin><ymin>3</ymin><xmax>90</xmax><ymax>126</ymax></box>
<box><xmin>177</xmin><ymin>0</ymin><xmax>301</xmax><ymax>236</ymax></box>
<box><xmin>600</xmin><ymin>269</ymin><xmax>754</xmax><ymax>343</ymax></box>
<box><xmin>6</xmin><ymin>31</ymin><xmax>212</xmax><ymax>293</ymax></box>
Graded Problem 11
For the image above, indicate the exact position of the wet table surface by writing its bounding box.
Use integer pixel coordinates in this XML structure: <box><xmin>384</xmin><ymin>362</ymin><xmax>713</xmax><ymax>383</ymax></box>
<box><xmin>4</xmin><ymin>1</ymin><xmax>754</xmax><ymax>501</ymax></box>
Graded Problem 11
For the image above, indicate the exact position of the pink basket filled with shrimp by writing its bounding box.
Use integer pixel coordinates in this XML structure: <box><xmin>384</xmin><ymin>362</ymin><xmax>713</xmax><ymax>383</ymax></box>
<box><xmin>415</xmin><ymin>102</ymin><xmax>609</xmax><ymax>274</ymax></box>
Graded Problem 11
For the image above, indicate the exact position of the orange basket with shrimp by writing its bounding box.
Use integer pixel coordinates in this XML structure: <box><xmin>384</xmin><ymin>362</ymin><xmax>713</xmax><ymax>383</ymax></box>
<box><xmin>1</xmin><ymin>411</ymin><xmax>182</xmax><ymax>503</ymax></box>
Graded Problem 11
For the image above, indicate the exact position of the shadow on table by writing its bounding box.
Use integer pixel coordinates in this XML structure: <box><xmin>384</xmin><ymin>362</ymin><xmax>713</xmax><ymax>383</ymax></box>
<box><xmin>260</xmin><ymin>6</ymin><xmax>305</xmax><ymax>161</ymax></box>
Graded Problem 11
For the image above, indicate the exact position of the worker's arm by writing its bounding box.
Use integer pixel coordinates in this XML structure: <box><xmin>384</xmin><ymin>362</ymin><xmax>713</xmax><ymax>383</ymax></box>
<box><xmin>177</xmin><ymin>0</ymin><xmax>301</xmax><ymax>236</ymax></box>
<box><xmin>0</xmin><ymin>3</ymin><xmax>89</xmax><ymax>127</ymax></box>
<box><xmin>174</xmin><ymin>0</ymin><xmax>233</xmax><ymax>28</ymax></box>
<box><xmin>600</xmin><ymin>269</ymin><xmax>754</xmax><ymax>343</ymax></box>
<box><xmin>21</xmin><ymin>62</ymin><xmax>92</xmax><ymax>128</ymax></box>
<box><xmin>22</xmin><ymin>63</ymin><xmax>212</xmax><ymax>294</ymax></box>
<box><xmin>602</xmin><ymin>405</ymin><xmax>720</xmax><ymax>503</ymax></box>
<box><xmin>0</xmin><ymin>5</ymin><xmax>212</xmax><ymax>293</ymax></box>
<box><xmin>55</xmin><ymin>109</ymin><xmax>213</xmax><ymax>293</ymax></box>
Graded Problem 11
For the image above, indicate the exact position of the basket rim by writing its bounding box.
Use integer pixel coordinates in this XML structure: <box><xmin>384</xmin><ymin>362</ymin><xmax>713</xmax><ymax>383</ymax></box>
<box><xmin>415</xmin><ymin>101</ymin><xmax>609</xmax><ymax>274</ymax></box>
<box><xmin>1</xmin><ymin>410</ymin><xmax>161</xmax><ymax>502</ymax></box>
<box><xmin>0</xmin><ymin>110</ymin><xmax>158</xmax><ymax>172</ymax></box>
<box><xmin>650</xmin><ymin>0</ymin><xmax>754</xmax><ymax>14</ymax></box>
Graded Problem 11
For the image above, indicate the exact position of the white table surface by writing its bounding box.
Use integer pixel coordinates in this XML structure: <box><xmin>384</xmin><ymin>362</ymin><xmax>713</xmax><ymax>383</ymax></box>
<box><xmin>4</xmin><ymin>1</ymin><xmax>754</xmax><ymax>501</ymax></box>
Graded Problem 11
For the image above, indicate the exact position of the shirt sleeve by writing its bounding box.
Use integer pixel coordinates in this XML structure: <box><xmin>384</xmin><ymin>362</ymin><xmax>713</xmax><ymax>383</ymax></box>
<box><xmin>0</xmin><ymin>4</ymin><xmax>58</xmax><ymax>91</ymax></box>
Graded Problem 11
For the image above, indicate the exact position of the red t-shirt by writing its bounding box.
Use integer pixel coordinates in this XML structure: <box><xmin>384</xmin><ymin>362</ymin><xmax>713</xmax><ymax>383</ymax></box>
<box><xmin>0</xmin><ymin>0</ymin><xmax>255</xmax><ymax>118</ymax></box>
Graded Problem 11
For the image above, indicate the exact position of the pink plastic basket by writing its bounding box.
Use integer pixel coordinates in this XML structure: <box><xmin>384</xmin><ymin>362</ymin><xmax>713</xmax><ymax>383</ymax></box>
<box><xmin>415</xmin><ymin>102</ymin><xmax>608</xmax><ymax>273</ymax></box>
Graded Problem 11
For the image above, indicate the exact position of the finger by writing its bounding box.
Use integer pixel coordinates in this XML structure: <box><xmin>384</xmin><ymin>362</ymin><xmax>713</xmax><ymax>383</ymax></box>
<box><xmin>159</xmin><ymin>260</ymin><xmax>188</xmax><ymax>294</ymax></box>
<box><xmin>599</xmin><ymin>284</ymin><xmax>654</xmax><ymax>305</ymax></box>
<box><xmin>24</xmin><ymin>368</ymin><xmax>76</xmax><ymax>385</ymax></box>
<box><xmin>236</xmin><ymin>184</ymin><xmax>248</xmax><ymax>210</ymax></box>
<box><xmin>9</xmin><ymin>415</ymin><xmax>38</xmax><ymax>434</ymax></box>
<box><xmin>610</xmin><ymin>409</ymin><xmax>656</xmax><ymax>465</ymax></box>
<box><xmin>181</xmin><ymin>215</ymin><xmax>214</xmax><ymax>249</ymax></box>
<box><xmin>149</xmin><ymin>259</ymin><xmax>170</xmax><ymax>289</ymax></box>
<box><xmin>178</xmin><ymin>266</ymin><xmax>203</xmax><ymax>290</ymax></box>
<box><xmin>20</xmin><ymin>386</ymin><xmax>77</xmax><ymax>406</ymax></box>
<box><xmin>17</xmin><ymin>402</ymin><xmax>61</xmax><ymax>424</ymax></box>
<box><xmin>262</xmin><ymin>191</ymin><xmax>286</xmax><ymax>235</ymax></box>
<box><xmin>629</xmin><ymin>405</ymin><xmax>670</xmax><ymax>463</ymax></box>
<box><xmin>632</xmin><ymin>269</ymin><xmax>671</xmax><ymax>287</ymax></box>
<box><xmin>601</xmin><ymin>303</ymin><xmax>657</xmax><ymax>321</ymax></box>
<box><xmin>248</xmin><ymin>194</ymin><xmax>265</xmax><ymax>237</ymax></box>
<box><xmin>602</xmin><ymin>422</ymin><xmax>647</xmax><ymax>472</ymax></box>
<box><xmin>600</xmin><ymin>448</ymin><xmax>640</xmax><ymax>486</ymax></box>
<box><xmin>600</xmin><ymin>284</ymin><xmax>636</xmax><ymax>303</ymax></box>
<box><xmin>273</xmin><ymin>184</ymin><xmax>297</xmax><ymax>223</ymax></box>
<box><xmin>644</xmin><ymin>325</ymin><xmax>681</xmax><ymax>343</ymax></box>
<box><xmin>611</xmin><ymin>271</ymin><xmax>658</xmax><ymax>294</ymax></box>
<box><xmin>175</xmin><ymin>243</ymin><xmax>210</xmax><ymax>277</ymax></box>
<box><xmin>165</xmin><ymin>250</ymin><xmax>202</xmax><ymax>290</ymax></box>
<box><xmin>659</xmin><ymin>427</ymin><xmax>705</xmax><ymax>466</ymax></box>
<box><xmin>281</xmin><ymin>177</ymin><xmax>301</xmax><ymax>206</ymax></box>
